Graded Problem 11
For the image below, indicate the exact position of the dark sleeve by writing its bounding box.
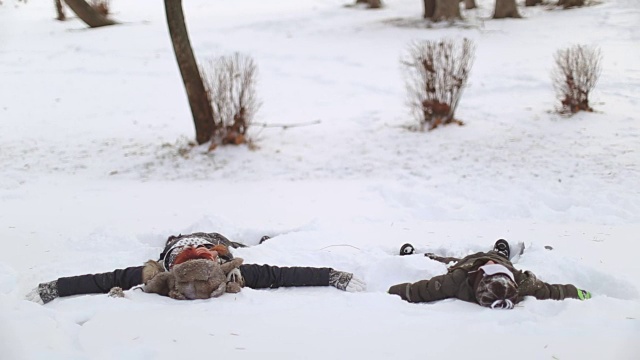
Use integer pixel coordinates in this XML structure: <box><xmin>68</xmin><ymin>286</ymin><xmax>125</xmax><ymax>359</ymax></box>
<box><xmin>533</xmin><ymin>282</ymin><xmax>580</xmax><ymax>300</ymax></box>
<box><xmin>388</xmin><ymin>269</ymin><xmax>470</xmax><ymax>303</ymax></box>
<box><xmin>239</xmin><ymin>264</ymin><xmax>331</xmax><ymax>289</ymax></box>
<box><xmin>57</xmin><ymin>266</ymin><xmax>144</xmax><ymax>297</ymax></box>
<box><xmin>425</xmin><ymin>253</ymin><xmax>461</xmax><ymax>264</ymax></box>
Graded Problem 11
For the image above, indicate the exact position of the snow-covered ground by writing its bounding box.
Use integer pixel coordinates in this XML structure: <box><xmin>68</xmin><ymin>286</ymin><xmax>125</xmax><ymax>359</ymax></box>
<box><xmin>1</xmin><ymin>0</ymin><xmax>639</xmax><ymax>359</ymax></box>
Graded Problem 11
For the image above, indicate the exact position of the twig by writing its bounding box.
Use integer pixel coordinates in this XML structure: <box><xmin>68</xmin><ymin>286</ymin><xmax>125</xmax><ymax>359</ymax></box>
<box><xmin>252</xmin><ymin>120</ymin><xmax>321</xmax><ymax>129</ymax></box>
<box><xmin>318</xmin><ymin>244</ymin><xmax>362</xmax><ymax>251</ymax></box>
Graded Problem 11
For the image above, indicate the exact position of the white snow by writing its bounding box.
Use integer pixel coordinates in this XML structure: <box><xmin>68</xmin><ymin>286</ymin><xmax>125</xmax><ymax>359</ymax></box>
<box><xmin>1</xmin><ymin>0</ymin><xmax>639</xmax><ymax>359</ymax></box>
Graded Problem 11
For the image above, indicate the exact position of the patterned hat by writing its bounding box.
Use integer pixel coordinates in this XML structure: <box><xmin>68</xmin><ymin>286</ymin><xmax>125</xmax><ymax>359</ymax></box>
<box><xmin>475</xmin><ymin>271</ymin><xmax>518</xmax><ymax>309</ymax></box>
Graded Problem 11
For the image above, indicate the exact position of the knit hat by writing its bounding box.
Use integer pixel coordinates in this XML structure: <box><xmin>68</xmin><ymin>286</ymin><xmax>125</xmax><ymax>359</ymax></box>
<box><xmin>474</xmin><ymin>265</ymin><xmax>518</xmax><ymax>309</ymax></box>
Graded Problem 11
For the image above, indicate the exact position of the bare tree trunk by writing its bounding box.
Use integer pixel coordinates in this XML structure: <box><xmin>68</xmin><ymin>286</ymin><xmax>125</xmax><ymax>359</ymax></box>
<box><xmin>433</xmin><ymin>0</ymin><xmax>462</xmax><ymax>22</ymax></box>
<box><xmin>464</xmin><ymin>0</ymin><xmax>476</xmax><ymax>9</ymax></box>
<box><xmin>63</xmin><ymin>0</ymin><xmax>115</xmax><ymax>28</ymax></box>
<box><xmin>164</xmin><ymin>0</ymin><xmax>215</xmax><ymax>145</ymax></box>
<box><xmin>423</xmin><ymin>0</ymin><xmax>436</xmax><ymax>19</ymax></box>
<box><xmin>558</xmin><ymin>0</ymin><xmax>584</xmax><ymax>8</ymax></box>
<box><xmin>55</xmin><ymin>0</ymin><xmax>66</xmax><ymax>20</ymax></box>
<box><xmin>525</xmin><ymin>0</ymin><xmax>542</xmax><ymax>6</ymax></box>
<box><xmin>493</xmin><ymin>0</ymin><xmax>522</xmax><ymax>19</ymax></box>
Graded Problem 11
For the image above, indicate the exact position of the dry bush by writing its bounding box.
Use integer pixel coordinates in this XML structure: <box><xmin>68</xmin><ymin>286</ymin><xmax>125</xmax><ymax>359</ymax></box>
<box><xmin>402</xmin><ymin>38</ymin><xmax>475</xmax><ymax>131</ymax></box>
<box><xmin>558</xmin><ymin>0</ymin><xmax>584</xmax><ymax>8</ymax></box>
<box><xmin>355</xmin><ymin>0</ymin><xmax>382</xmax><ymax>8</ymax></box>
<box><xmin>90</xmin><ymin>0</ymin><xmax>110</xmax><ymax>16</ymax></box>
<box><xmin>201</xmin><ymin>53</ymin><xmax>260</xmax><ymax>147</ymax></box>
<box><xmin>552</xmin><ymin>44</ymin><xmax>601</xmax><ymax>115</ymax></box>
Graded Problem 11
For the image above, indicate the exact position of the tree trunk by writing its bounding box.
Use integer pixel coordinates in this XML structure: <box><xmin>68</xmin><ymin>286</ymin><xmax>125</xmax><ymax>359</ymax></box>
<box><xmin>423</xmin><ymin>0</ymin><xmax>436</xmax><ymax>19</ymax></box>
<box><xmin>464</xmin><ymin>0</ymin><xmax>476</xmax><ymax>9</ymax></box>
<box><xmin>55</xmin><ymin>0</ymin><xmax>66</xmax><ymax>21</ymax></box>
<box><xmin>493</xmin><ymin>0</ymin><xmax>522</xmax><ymax>19</ymax></box>
<box><xmin>558</xmin><ymin>0</ymin><xmax>584</xmax><ymax>8</ymax></box>
<box><xmin>525</xmin><ymin>0</ymin><xmax>542</xmax><ymax>6</ymax></box>
<box><xmin>63</xmin><ymin>0</ymin><xmax>115</xmax><ymax>28</ymax></box>
<box><xmin>432</xmin><ymin>0</ymin><xmax>462</xmax><ymax>22</ymax></box>
<box><xmin>164</xmin><ymin>0</ymin><xmax>215</xmax><ymax>145</ymax></box>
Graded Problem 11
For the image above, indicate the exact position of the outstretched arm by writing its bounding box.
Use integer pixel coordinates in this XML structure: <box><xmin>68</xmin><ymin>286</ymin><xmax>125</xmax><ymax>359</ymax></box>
<box><xmin>27</xmin><ymin>266</ymin><xmax>144</xmax><ymax>304</ymax></box>
<box><xmin>239</xmin><ymin>264</ymin><xmax>365</xmax><ymax>292</ymax></box>
<box><xmin>518</xmin><ymin>271</ymin><xmax>591</xmax><ymax>301</ymax></box>
<box><xmin>388</xmin><ymin>269</ymin><xmax>469</xmax><ymax>303</ymax></box>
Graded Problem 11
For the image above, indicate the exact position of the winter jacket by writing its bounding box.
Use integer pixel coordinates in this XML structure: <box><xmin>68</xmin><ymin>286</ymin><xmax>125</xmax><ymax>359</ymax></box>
<box><xmin>56</xmin><ymin>232</ymin><xmax>331</xmax><ymax>297</ymax></box>
<box><xmin>388</xmin><ymin>251</ymin><xmax>581</xmax><ymax>305</ymax></box>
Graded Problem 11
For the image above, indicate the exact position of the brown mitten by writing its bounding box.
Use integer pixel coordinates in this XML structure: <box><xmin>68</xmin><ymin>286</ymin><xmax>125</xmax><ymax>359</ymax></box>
<box><xmin>226</xmin><ymin>282</ymin><xmax>242</xmax><ymax>293</ymax></box>
<box><xmin>142</xmin><ymin>260</ymin><xmax>165</xmax><ymax>283</ymax></box>
<box><xmin>143</xmin><ymin>272</ymin><xmax>174</xmax><ymax>297</ymax></box>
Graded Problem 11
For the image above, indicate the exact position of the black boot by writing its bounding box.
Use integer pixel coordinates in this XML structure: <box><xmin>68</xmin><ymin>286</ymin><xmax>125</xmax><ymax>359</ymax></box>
<box><xmin>400</xmin><ymin>243</ymin><xmax>415</xmax><ymax>256</ymax></box>
<box><xmin>259</xmin><ymin>235</ymin><xmax>271</xmax><ymax>244</ymax></box>
<box><xmin>493</xmin><ymin>239</ymin><xmax>510</xmax><ymax>259</ymax></box>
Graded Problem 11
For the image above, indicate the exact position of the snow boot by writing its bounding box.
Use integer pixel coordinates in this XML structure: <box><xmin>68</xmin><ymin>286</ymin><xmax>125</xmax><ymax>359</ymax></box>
<box><xmin>493</xmin><ymin>239</ymin><xmax>510</xmax><ymax>259</ymax></box>
<box><xmin>400</xmin><ymin>243</ymin><xmax>415</xmax><ymax>256</ymax></box>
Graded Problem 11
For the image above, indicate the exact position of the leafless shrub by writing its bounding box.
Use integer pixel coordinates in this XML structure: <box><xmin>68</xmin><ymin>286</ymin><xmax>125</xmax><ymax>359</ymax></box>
<box><xmin>557</xmin><ymin>0</ymin><xmax>584</xmax><ymax>8</ymax></box>
<box><xmin>90</xmin><ymin>0</ymin><xmax>110</xmax><ymax>16</ymax></box>
<box><xmin>552</xmin><ymin>44</ymin><xmax>601</xmax><ymax>115</ymax></box>
<box><xmin>402</xmin><ymin>38</ymin><xmax>475</xmax><ymax>131</ymax></box>
<box><xmin>201</xmin><ymin>53</ymin><xmax>260</xmax><ymax>148</ymax></box>
<box><xmin>355</xmin><ymin>0</ymin><xmax>382</xmax><ymax>9</ymax></box>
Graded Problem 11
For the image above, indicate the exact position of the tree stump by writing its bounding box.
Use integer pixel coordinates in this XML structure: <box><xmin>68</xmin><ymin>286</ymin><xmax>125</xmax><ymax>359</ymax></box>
<box><xmin>432</xmin><ymin>0</ymin><xmax>462</xmax><ymax>22</ymax></box>
<box><xmin>493</xmin><ymin>0</ymin><xmax>522</xmax><ymax>19</ymax></box>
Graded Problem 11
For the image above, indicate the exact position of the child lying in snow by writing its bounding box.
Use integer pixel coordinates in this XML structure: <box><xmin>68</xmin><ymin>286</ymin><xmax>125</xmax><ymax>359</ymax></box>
<box><xmin>389</xmin><ymin>239</ymin><xmax>591</xmax><ymax>309</ymax></box>
<box><xmin>26</xmin><ymin>232</ymin><xmax>366</xmax><ymax>303</ymax></box>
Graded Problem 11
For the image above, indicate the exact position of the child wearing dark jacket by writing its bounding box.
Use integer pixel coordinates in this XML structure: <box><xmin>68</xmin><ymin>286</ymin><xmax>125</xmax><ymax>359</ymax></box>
<box><xmin>389</xmin><ymin>239</ymin><xmax>591</xmax><ymax>309</ymax></box>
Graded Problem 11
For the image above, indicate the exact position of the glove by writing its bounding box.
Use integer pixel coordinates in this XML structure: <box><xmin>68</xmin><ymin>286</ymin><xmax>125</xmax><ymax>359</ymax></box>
<box><xmin>25</xmin><ymin>287</ymin><xmax>44</xmax><ymax>305</ymax></box>
<box><xmin>226</xmin><ymin>268</ymin><xmax>242</xmax><ymax>283</ymax></box>
<box><xmin>226</xmin><ymin>267</ymin><xmax>245</xmax><ymax>288</ymax></box>
<box><xmin>577</xmin><ymin>289</ymin><xmax>592</xmax><ymax>300</ymax></box>
<box><xmin>108</xmin><ymin>287</ymin><xmax>125</xmax><ymax>298</ymax></box>
<box><xmin>25</xmin><ymin>280</ymin><xmax>59</xmax><ymax>304</ymax></box>
<box><xmin>329</xmin><ymin>269</ymin><xmax>366</xmax><ymax>292</ymax></box>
